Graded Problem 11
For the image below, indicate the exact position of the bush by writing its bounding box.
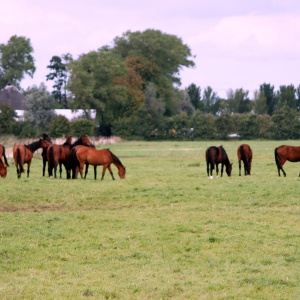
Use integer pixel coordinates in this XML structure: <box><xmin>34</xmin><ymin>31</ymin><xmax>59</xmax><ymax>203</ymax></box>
<box><xmin>49</xmin><ymin>115</ymin><xmax>71</xmax><ymax>137</ymax></box>
<box><xmin>70</xmin><ymin>119</ymin><xmax>95</xmax><ymax>136</ymax></box>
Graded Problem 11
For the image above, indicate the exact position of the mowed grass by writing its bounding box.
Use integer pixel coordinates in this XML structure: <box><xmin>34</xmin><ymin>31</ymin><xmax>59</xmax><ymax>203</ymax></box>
<box><xmin>0</xmin><ymin>140</ymin><xmax>299</xmax><ymax>299</ymax></box>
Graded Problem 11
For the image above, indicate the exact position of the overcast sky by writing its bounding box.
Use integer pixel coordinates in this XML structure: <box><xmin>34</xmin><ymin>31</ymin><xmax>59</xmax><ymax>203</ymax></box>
<box><xmin>2</xmin><ymin>0</ymin><xmax>300</xmax><ymax>98</ymax></box>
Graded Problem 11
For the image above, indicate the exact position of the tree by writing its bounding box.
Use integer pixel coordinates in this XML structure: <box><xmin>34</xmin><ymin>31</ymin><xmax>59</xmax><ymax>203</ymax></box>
<box><xmin>0</xmin><ymin>35</ymin><xmax>35</xmax><ymax>89</ymax></box>
<box><xmin>276</xmin><ymin>85</ymin><xmax>296</xmax><ymax>110</ymax></box>
<box><xmin>187</xmin><ymin>84</ymin><xmax>201</xmax><ymax>110</ymax></box>
<box><xmin>46</xmin><ymin>53</ymin><xmax>72</xmax><ymax>108</ymax></box>
<box><xmin>271</xmin><ymin>106</ymin><xmax>298</xmax><ymax>139</ymax></box>
<box><xmin>260</xmin><ymin>83</ymin><xmax>276</xmax><ymax>115</ymax></box>
<box><xmin>24</xmin><ymin>83</ymin><xmax>55</xmax><ymax>134</ymax></box>
<box><xmin>112</xmin><ymin>29</ymin><xmax>195</xmax><ymax>116</ymax></box>
<box><xmin>202</xmin><ymin>86</ymin><xmax>218</xmax><ymax>114</ymax></box>
<box><xmin>0</xmin><ymin>104</ymin><xmax>17</xmax><ymax>134</ymax></box>
<box><xmin>254</xmin><ymin>90</ymin><xmax>268</xmax><ymax>114</ymax></box>
<box><xmin>49</xmin><ymin>115</ymin><xmax>71</xmax><ymax>137</ymax></box>
<box><xmin>226</xmin><ymin>88</ymin><xmax>252</xmax><ymax>113</ymax></box>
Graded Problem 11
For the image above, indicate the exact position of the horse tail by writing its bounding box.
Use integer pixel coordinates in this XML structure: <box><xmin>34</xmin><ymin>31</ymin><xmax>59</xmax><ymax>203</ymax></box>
<box><xmin>71</xmin><ymin>148</ymin><xmax>80</xmax><ymax>168</ymax></box>
<box><xmin>274</xmin><ymin>147</ymin><xmax>280</xmax><ymax>167</ymax></box>
<box><xmin>240</xmin><ymin>145</ymin><xmax>247</xmax><ymax>163</ymax></box>
<box><xmin>17</xmin><ymin>148</ymin><xmax>24</xmax><ymax>173</ymax></box>
<box><xmin>2</xmin><ymin>146</ymin><xmax>9</xmax><ymax>167</ymax></box>
<box><xmin>49</xmin><ymin>147</ymin><xmax>57</xmax><ymax>168</ymax></box>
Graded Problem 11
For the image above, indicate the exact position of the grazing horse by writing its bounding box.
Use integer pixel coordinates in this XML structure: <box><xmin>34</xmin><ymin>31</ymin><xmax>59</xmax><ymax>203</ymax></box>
<box><xmin>274</xmin><ymin>145</ymin><xmax>300</xmax><ymax>177</ymax></box>
<box><xmin>237</xmin><ymin>144</ymin><xmax>253</xmax><ymax>176</ymax></box>
<box><xmin>41</xmin><ymin>133</ymin><xmax>52</xmax><ymax>176</ymax></box>
<box><xmin>206</xmin><ymin>145</ymin><xmax>232</xmax><ymax>179</ymax></box>
<box><xmin>13</xmin><ymin>138</ymin><xmax>52</xmax><ymax>178</ymax></box>
<box><xmin>0</xmin><ymin>158</ymin><xmax>7</xmax><ymax>178</ymax></box>
<box><xmin>47</xmin><ymin>135</ymin><xmax>94</xmax><ymax>179</ymax></box>
<box><xmin>0</xmin><ymin>144</ymin><xmax>10</xmax><ymax>167</ymax></box>
<box><xmin>72</xmin><ymin>146</ymin><xmax>126</xmax><ymax>180</ymax></box>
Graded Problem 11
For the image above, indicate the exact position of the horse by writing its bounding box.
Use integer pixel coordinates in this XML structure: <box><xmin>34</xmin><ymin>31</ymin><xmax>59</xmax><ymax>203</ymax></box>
<box><xmin>0</xmin><ymin>157</ymin><xmax>7</xmax><ymax>178</ymax></box>
<box><xmin>237</xmin><ymin>144</ymin><xmax>253</xmax><ymax>176</ymax></box>
<box><xmin>274</xmin><ymin>145</ymin><xmax>300</xmax><ymax>177</ymax></box>
<box><xmin>13</xmin><ymin>138</ymin><xmax>52</xmax><ymax>178</ymax></box>
<box><xmin>47</xmin><ymin>135</ymin><xmax>94</xmax><ymax>179</ymax></box>
<box><xmin>206</xmin><ymin>145</ymin><xmax>232</xmax><ymax>179</ymax></box>
<box><xmin>0</xmin><ymin>144</ymin><xmax>10</xmax><ymax>167</ymax></box>
<box><xmin>41</xmin><ymin>133</ymin><xmax>52</xmax><ymax>176</ymax></box>
<box><xmin>71</xmin><ymin>146</ymin><xmax>126</xmax><ymax>180</ymax></box>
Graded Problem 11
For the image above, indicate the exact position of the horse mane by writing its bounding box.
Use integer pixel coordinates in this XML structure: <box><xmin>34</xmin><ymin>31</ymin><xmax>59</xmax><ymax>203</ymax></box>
<box><xmin>71</xmin><ymin>135</ymin><xmax>94</xmax><ymax>147</ymax></box>
<box><xmin>63</xmin><ymin>136</ymin><xmax>73</xmax><ymax>146</ymax></box>
<box><xmin>25</xmin><ymin>139</ymin><xmax>42</xmax><ymax>152</ymax></box>
<box><xmin>43</xmin><ymin>133</ymin><xmax>52</xmax><ymax>143</ymax></box>
<box><xmin>219</xmin><ymin>145</ymin><xmax>230</xmax><ymax>163</ymax></box>
<box><xmin>106</xmin><ymin>148</ymin><xmax>124</xmax><ymax>166</ymax></box>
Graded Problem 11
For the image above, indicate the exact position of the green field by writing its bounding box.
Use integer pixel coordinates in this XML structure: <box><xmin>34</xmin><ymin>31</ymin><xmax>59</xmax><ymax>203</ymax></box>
<box><xmin>0</xmin><ymin>140</ymin><xmax>299</xmax><ymax>299</ymax></box>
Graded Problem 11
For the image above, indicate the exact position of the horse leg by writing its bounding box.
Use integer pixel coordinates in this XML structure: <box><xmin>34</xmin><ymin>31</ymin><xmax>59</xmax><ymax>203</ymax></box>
<box><xmin>27</xmin><ymin>162</ymin><xmax>31</xmax><ymax>178</ymax></box>
<box><xmin>42</xmin><ymin>159</ymin><xmax>46</xmax><ymax>177</ymax></box>
<box><xmin>59</xmin><ymin>163</ymin><xmax>62</xmax><ymax>178</ymax></box>
<box><xmin>94</xmin><ymin>166</ymin><xmax>97</xmax><ymax>180</ymax></box>
<box><xmin>101</xmin><ymin>166</ymin><xmax>107</xmax><ymax>180</ymax></box>
<box><xmin>108</xmin><ymin>165</ymin><xmax>115</xmax><ymax>180</ymax></box>
<box><xmin>220</xmin><ymin>163</ymin><xmax>224</xmax><ymax>177</ymax></box>
<box><xmin>84</xmin><ymin>163</ymin><xmax>89</xmax><ymax>179</ymax></box>
<box><xmin>238</xmin><ymin>159</ymin><xmax>241</xmax><ymax>176</ymax></box>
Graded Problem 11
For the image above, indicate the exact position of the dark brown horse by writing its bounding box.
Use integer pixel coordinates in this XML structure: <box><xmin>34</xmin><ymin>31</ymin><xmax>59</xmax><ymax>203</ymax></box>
<box><xmin>206</xmin><ymin>145</ymin><xmax>232</xmax><ymax>179</ymax></box>
<box><xmin>13</xmin><ymin>138</ymin><xmax>52</xmax><ymax>178</ymax></box>
<box><xmin>0</xmin><ymin>144</ymin><xmax>10</xmax><ymax>167</ymax></box>
<box><xmin>47</xmin><ymin>135</ymin><xmax>94</xmax><ymax>179</ymax></box>
<box><xmin>72</xmin><ymin>146</ymin><xmax>126</xmax><ymax>180</ymax></box>
<box><xmin>0</xmin><ymin>157</ymin><xmax>7</xmax><ymax>178</ymax></box>
<box><xmin>41</xmin><ymin>133</ymin><xmax>53</xmax><ymax>176</ymax></box>
<box><xmin>275</xmin><ymin>145</ymin><xmax>300</xmax><ymax>177</ymax></box>
<box><xmin>237</xmin><ymin>144</ymin><xmax>253</xmax><ymax>176</ymax></box>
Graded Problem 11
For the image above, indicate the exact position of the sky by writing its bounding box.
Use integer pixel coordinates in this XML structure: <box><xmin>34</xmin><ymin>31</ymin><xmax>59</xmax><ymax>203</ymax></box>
<box><xmin>2</xmin><ymin>0</ymin><xmax>300</xmax><ymax>98</ymax></box>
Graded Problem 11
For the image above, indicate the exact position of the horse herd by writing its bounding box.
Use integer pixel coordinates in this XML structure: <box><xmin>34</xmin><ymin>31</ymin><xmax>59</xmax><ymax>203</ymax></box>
<box><xmin>206</xmin><ymin>143</ymin><xmax>300</xmax><ymax>178</ymax></box>
<box><xmin>0</xmin><ymin>137</ymin><xmax>299</xmax><ymax>179</ymax></box>
<box><xmin>0</xmin><ymin>134</ymin><xmax>126</xmax><ymax>180</ymax></box>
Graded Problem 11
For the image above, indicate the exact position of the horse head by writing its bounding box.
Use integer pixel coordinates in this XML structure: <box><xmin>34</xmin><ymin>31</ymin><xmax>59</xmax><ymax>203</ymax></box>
<box><xmin>0</xmin><ymin>160</ymin><xmax>7</xmax><ymax>178</ymax></box>
<box><xmin>40</xmin><ymin>139</ymin><xmax>52</xmax><ymax>148</ymax></box>
<box><xmin>118</xmin><ymin>166</ymin><xmax>126</xmax><ymax>179</ymax></box>
<box><xmin>226</xmin><ymin>162</ymin><xmax>233</xmax><ymax>177</ymax></box>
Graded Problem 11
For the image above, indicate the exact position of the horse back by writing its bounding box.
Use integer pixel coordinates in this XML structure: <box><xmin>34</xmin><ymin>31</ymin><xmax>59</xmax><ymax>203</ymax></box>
<box><xmin>276</xmin><ymin>145</ymin><xmax>300</xmax><ymax>162</ymax></box>
<box><xmin>206</xmin><ymin>146</ymin><xmax>219</xmax><ymax>164</ymax></box>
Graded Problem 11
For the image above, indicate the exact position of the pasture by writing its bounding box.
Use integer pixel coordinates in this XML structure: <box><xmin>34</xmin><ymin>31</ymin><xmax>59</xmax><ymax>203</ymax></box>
<box><xmin>0</xmin><ymin>140</ymin><xmax>299</xmax><ymax>299</ymax></box>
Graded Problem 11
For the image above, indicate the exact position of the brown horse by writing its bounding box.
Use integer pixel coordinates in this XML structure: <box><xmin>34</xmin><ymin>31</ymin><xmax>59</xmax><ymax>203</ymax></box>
<box><xmin>72</xmin><ymin>146</ymin><xmax>126</xmax><ymax>180</ymax></box>
<box><xmin>206</xmin><ymin>145</ymin><xmax>232</xmax><ymax>179</ymax></box>
<box><xmin>0</xmin><ymin>157</ymin><xmax>7</xmax><ymax>178</ymax></box>
<box><xmin>237</xmin><ymin>144</ymin><xmax>253</xmax><ymax>176</ymax></box>
<box><xmin>13</xmin><ymin>138</ymin><xmax>52</xmax><ymax>178</ymax></box>
<box><xmin>47</xmin><ymin>136</ymin><xmax>73</xmax><ymax>179</ymax></box>
<box><xmin>41</xmin><ymin>133</ymin><xmax>53</xmax><ymax>176</ymax></box>
<box><xmin>275</xmin><ymin>145</ymin><xmax>300</xmax><ymax>177</ymax></box>
<box><xmin>0</xmin><ymin>144</ymin><xmax>10</xmax><ymax>167</ymax></box>
<box><xmin>47</xmin><ymin>135</ymin><xmax>94</xmax><ymax>179</ymax></box>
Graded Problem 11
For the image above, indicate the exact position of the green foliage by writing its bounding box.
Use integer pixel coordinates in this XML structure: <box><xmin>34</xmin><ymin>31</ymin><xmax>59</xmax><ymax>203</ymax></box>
<box><xmin>271</xmin><ymin>106</ymin><xmax>299</xmax><ymax>139</ymax></box>
<box><xmin>13</xmin><ymin>120</ymin><xmax>37</xmax><ymax>137</ymax></box>
<box><xmin>49</xmin><ymin>115</ymin><xmax>71</xmax><ymax>137</ymax></box>
<box><xmin>187</xmin><ymin>83</ymin><xmax>201</xmax><ymax>110</ymax></box>
<box><xmin>0</xmin><ymin>35</ymin><xmax>35</xmax><ymax>89</ymax></box>
<box><xmin>24</xmin><ymin>83</ymin><xmax>55</xmax><ymax>134</ymax></box>
<box><xmin>70</xmin><ymin>118</ymin><xmax>94</xmax><ymax>136</ymax></box>
<box><xmin>46</xmin><ymin>53</ymin><xmax>72</xmax><ymax>108</ymax></box>
<box><xmin>0</xmin><ymin>104</ymin><xmax>17</xmax><ymax>134</ymax></box>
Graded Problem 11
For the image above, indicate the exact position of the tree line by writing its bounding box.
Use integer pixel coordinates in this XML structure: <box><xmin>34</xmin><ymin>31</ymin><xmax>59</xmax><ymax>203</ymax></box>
<box><xmin>0</xmin><ymin>31</ymin><xmax>300</xmax><ymax>140</ymax></box>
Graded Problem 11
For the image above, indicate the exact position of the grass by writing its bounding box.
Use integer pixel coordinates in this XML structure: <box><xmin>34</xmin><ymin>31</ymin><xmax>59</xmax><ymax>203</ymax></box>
<box><xmin>0</xmin><ymin>139</ymin><xmax>299</xmax><ymax>299</ymax></box>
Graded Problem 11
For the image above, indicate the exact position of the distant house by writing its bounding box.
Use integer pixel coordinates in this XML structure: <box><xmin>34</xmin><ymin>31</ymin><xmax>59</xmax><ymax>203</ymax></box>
<box><xmin>0</xmin><ymin>83</ymin><xmax>26</xmax><ymax>109</ymax></box>
<box><xmin>15</xmin><ymin>109</ymin><xmax>96</xmax><ymax>121</ymax></box>
<box><xmin>0</xmin><ymin>84</ymin><xmax>96</xmax><ymax>121</ymax></box>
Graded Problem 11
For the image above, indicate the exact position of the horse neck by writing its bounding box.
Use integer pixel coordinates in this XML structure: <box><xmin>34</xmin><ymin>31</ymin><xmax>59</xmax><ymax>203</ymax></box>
<box><xmin>25</xmin><ymin>140</ymin><xmax>42</xmax><ymax>153</ymax></box>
